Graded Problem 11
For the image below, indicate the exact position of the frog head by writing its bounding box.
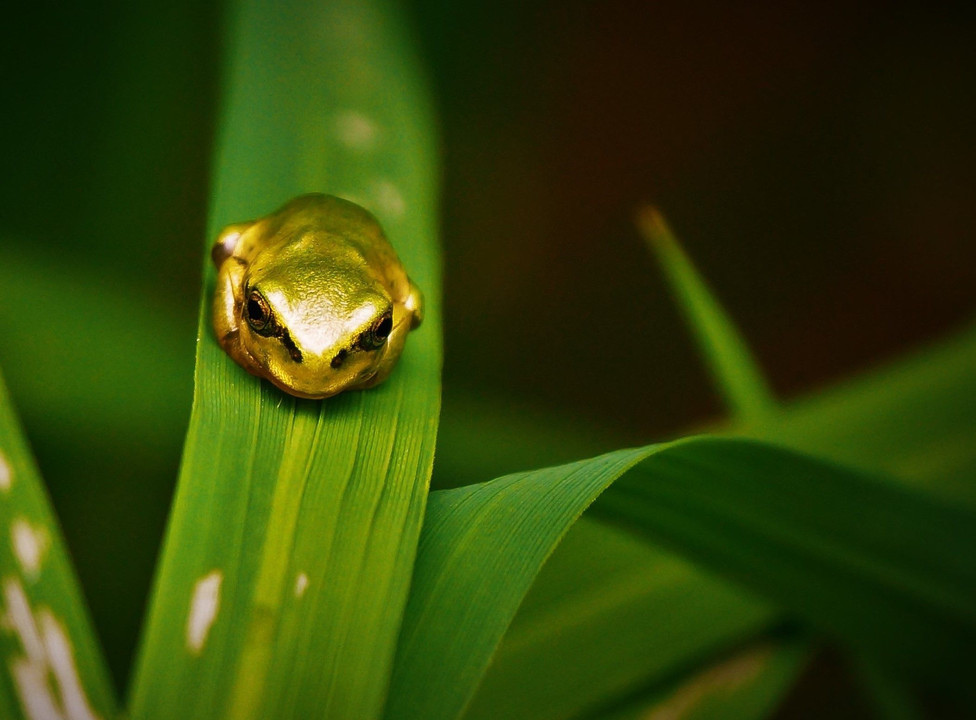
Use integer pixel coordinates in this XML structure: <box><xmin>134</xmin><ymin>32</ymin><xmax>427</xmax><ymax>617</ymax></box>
<box><xmin>210</xmin><ymin>194</ymin><xmax>423</xmax><ymax>399</ymax></box>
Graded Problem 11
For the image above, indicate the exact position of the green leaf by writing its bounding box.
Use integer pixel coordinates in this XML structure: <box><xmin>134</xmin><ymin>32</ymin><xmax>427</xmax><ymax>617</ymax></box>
<box><xmin>450</xmin><ymin>323</ymin><xmax>976</xmax><ymax>717</ymax></box>
<box><xmin>441</xmin><ymin>321</ymin><xmax>976</xmax><ymax>718</ymax></box>
<box><xmin>0</xmin><ymin>370</ymin><xmax>118</xmax><ymax>719</ymax></box>
<box><xmin>431</xmin><ymin>319</ymin><xmax>976</xmax><ymax>720</ymax></box>
<box><xmin>0</xmin><ymin>245</ymin><xmax>191</xmax><ymax>453</ymax></box>
<box><xmin>388</xmin><ymin>437</ymin><xmax>976</xmax><ymax>720</ymax></box>
<box><xmin>460</xmin><ymin>518</ymin><xmax>776</xmax><ymax>720</ymax></box>
<box><xmin>637</xmin><ymin>207</ymin><xmax>777</xmax><ymax>424</ymax></box>
<box><xmin>752</xmin><ymin>320</ymin><xmax>976</xmax><ymax>505</ymax></box>
<box><xmin>850</xmin><ymin>654</ymin><xmax>924</xmax><ymax>720</ymax></box>
<box><xmin>596</xmin><ymin>439</ymin><xmax>976</xmax><ymax>697</ymax></box>
<box><xmin>595</xmin><ymin>637</ymin><xmax>811</xmax><ymax>720</ymax></box>
<box><xmin>385</xmin><ymin>446</ymin><xmax>657</xmax><ymax>720</ymax></box>
<box><xmin>127</xmin><ymin>0</ymin><xmax>441</xmax><ymax>718</ymax></box>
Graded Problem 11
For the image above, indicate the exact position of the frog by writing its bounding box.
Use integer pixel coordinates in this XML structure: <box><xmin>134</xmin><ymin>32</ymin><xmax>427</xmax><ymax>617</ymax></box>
<box><xmin>210</xmin><ymin>193</ymin><xmax>423</xmax><ymax>399</ymax></box>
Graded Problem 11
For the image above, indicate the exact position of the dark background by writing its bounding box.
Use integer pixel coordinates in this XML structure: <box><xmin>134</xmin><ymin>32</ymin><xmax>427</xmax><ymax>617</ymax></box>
<box><xmin>2</xmin><ymin>0</ymin><xmax>975</xmax><ymax>711</ymax></box>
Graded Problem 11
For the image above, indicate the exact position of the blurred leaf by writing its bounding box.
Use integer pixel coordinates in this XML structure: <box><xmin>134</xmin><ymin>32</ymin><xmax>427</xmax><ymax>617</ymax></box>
<box><xmin>0</xmin><ymin>370</ymin><xmax>117</xmax><ymax>718</ymax></box>
<box><xmin>751</xmin><ymin>320</ymin><xmax>976</xmax><ymax>505</ymax></box>
<box><xmin>637</xmin><ymin>207</ymin><xmax>776</xmax><ymax>425</ymax></box>
<box><xmin>390</xmin><ymin>437</ymin><xmax>976</xmax><ymax>720</ymax></box>
<box><xmin>851</xmin><ymin>654</ymin><xmax>924</xmax><ymax>720</ymax></box>
<box><xmin>461</xmin><ymin>518</ymin><xmax>776</xmax><ymax>720</ymax></box>
<box><xmin>430</xmin><ymin>227</ymin><xmax>975</xmax><ymax>717</ymax></box>
<box><xmin>595</xmin><ymin>439</ymin><xmax>976</xmax><ymax>698</ymax></box>
<box><xmin>432</xmin><ymin>322</ymin><xmax>975</xmax><ymax>720</ymax></box>
<box><xmin>0</xmin><ymin>244</ymin><xmax>192</xmax><ymax>453</ymax></box>
<box><xmin>433</xmin><ymin>395</ymin><xmax>626</xmax><ymax>490</ymax></box>
<box><xmin>128</xmin><ymin>0</ymin><xmax>441</xmax><ymax>717</ymax></box>
<box><xmin>595</xmin><ymin>638</ymin><xmax>811</xmax><ymax>720</ymax></box>
<box><xmin>436</xmin><ymin>320</ymin><xmax>976</xmax><ymax>500</ymax></box>
<box><xmin>0</xmin><ymin>244</ymin><xmax>195</xmax><ymax>686</ymax></box>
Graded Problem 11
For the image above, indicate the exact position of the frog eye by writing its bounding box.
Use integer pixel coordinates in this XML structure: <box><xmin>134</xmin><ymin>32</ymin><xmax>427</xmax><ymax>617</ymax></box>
<box><xmin>358</xmin><ymin>310</ymin><xmax>393</xmax><ymax>351</ymax></box>
<box><xmin>245</xmin><ymin>289</ymin><xmax>275</xmax><ymax>336</ymax></box>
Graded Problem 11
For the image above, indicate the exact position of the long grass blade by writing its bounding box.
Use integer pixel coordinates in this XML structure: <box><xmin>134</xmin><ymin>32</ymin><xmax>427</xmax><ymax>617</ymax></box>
<box><xmin>0</xmin><ymin>370</ymin><xmax>118</xmax><ymax>719</ymax></box>
<box><xmin>389</xmin><ymin>437</ymin><xmax>976</xmax><ymax>720</ymax></box>
<box><xmin>128</xmin><ymin>0</ymin><xmax>440</xmax><ymax>717</ymax></box>
<box><xmin>637</xmin><ymin>207</ymin><xmax>776</xmax><ymax>424</ymax></box>
<box><xmin>385</xmin><ymin>446</ymin><xmax>658</xmax><ymax>720</ymax></box>
<box><xmin>433</xmin><ymin>320</ymin><xmax>976</xmax><ymax>720</ymax></box>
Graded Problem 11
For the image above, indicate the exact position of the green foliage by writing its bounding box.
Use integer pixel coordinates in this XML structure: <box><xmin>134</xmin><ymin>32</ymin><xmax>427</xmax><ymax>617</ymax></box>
<box><xmin>596</xmin><ymin>440</ymin><xmax>976</xmax><ymax>694</ymax></box>
<box><xmin>595</xmin><ymin>639</ymin><xmax>812</xmax><ymax>720</ymax></box>
<box><xmin>461</xmin><ymin>518</ymin><xmax>778</xmax><ymax>720</ymax></box>
<box><xmin>389</xmin><ymin>437</ymin><xmax>976</xmax><ymax>719</ymax></box>
<box><xmin>637</xmin><ymin>207</ymin><xmax>777</xmax><ymax>425</ymax></box>
<box><xmin>0</xmin><ymin>0</ymin><xmax>973</xmax><ymax>718</ymax></box>
<box><xmin>0</xmin><ymin>372</ymin><xmax>117</xmax><ymax>719</ymax></box>
<box><xmin>127</xmin><ymin>0</ymin><xmax>440</xmax><ymax>718</ymax></box>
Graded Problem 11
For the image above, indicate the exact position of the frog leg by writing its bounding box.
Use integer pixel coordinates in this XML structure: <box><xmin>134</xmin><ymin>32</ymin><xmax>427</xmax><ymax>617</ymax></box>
<box><xmin>212</xmin><ymin>256</ymin><xmax>243</xmax><ymax>346</ymax></box>
<box><xmin>211</xmin><ymin>222</ymin><xmax>253</xmax><ymax>268</ymax></box>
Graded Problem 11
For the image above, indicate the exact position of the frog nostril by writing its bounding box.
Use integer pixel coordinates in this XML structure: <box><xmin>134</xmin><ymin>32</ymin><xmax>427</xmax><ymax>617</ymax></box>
<box><xmin>331</xmin><ymin>349</ymin><xmax>348</xmax><ymax>369</ymax></box>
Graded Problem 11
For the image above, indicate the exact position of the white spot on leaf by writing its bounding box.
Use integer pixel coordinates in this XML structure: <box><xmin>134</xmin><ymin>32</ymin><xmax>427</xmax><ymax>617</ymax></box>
<box><xmin>335</xmin><ymin>110</ymin><xmax>378</xmax><ymax>150</ymax></box>
<box><xmin>11</xmin><ymin>656</ymin><xmax>64</xmax><ymax>720</ymax></box>
<box><xmin>40</xmin><ymin>611</ymin><xmax>100</xmax><ymax>720</ymax></box>
<box><xmin>2</xmin><ymin>577</ymin><xmax>101</xmax><ymax>720</ymax></box>
<box><xmin>294</xmin><ymin>572</ymin><xmax>309</xmax><ymax>598</ymax></box>
<box><xmin>3</xmin><ymin>578</ymin><xmax>43</xmax><ymax>661</ymax></box>
<box><xmin>11</xmin><ymin>519</ymin><xmax>49</xmax><ymax>579</ymax></box>
<box><xmin>372</xmin><ymin>180</ymin><xmax>406</xmax><ymax>218</ymax></box>
<box><xmin>0</xmin><ymin>451</ymin><xmax>11</xmax><ymax>492</ymax></box>
<box><xmin>186</xmin><ymin>570</ymin><xmax>222</xmax><ymax>654</ymax></box>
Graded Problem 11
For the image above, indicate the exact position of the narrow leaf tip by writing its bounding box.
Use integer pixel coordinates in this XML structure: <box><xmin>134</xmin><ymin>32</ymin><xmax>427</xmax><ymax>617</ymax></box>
<box><xmin>635</xmin><ymin>204</ymin><xmax>676</xmax><ymax>253</ymax></box>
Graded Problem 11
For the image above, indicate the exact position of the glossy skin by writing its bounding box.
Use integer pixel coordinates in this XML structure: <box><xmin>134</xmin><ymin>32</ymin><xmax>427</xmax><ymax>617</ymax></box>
<box><xmin>211</xmin><ymin>194</ymin><xmax>423</xmax><ymax>399</ymax></box>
